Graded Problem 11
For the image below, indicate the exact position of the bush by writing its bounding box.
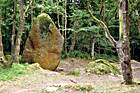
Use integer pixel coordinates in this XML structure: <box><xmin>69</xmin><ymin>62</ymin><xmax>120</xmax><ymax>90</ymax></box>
<box><xmin>85</xmin><ymin>59</ymin><xmax>120</xmax><ymax>75</ymax></box>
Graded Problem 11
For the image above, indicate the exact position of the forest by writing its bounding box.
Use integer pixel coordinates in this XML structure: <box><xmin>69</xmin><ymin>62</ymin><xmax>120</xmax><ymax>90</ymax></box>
<box><xmin>0</xmin><ymin>0</ymin><xmax>140</xmax><ymax>92</ymax></box>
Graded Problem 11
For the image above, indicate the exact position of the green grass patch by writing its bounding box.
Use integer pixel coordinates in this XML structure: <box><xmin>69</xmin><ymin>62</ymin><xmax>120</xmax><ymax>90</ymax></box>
<box><xmin>0</xmin><ymin>63</ymin><xmax>34</xmax><ymax>81</ymax></box>
<box><xmin>67</xmin><ymin>70</ymin><xmax>81</xmax><ymax>76</ymax></box>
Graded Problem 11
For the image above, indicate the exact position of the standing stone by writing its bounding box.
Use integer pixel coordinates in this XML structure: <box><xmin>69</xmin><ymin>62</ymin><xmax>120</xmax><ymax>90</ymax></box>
<box><xmin>22</xmin><ymin>13</ymin><xmax>64</xmax><ymax>70</ymax></box>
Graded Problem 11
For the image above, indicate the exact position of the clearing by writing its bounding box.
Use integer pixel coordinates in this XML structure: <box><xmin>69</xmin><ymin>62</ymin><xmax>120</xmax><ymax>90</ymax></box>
<box><xmin>0</xmin><ymin>58</ymin><xmax>140</xmax><ymax>93</ymax></box>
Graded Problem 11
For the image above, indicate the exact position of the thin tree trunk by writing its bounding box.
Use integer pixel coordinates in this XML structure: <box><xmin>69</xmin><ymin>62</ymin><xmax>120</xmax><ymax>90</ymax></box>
<box><xmin>91</xmin><ymin>38</ymin><xmax>97</xmax><ymax>60</ymax></box>
<box><xmin>11</xmin><ymin>0</ymin><xmax>17</xmax><ymax>59</ymax></box>
<box><xmin>64</xmin><ymin>0</ymin><xmax>67</xmax><ymax>53</ymax></box>
<box><xmin>0</xmin><ymin>15</ymin><xmax>7</xmax><ymax>66</ymax></box>
<box><xmin>137</xmin><ymin>19</ymin><xmax>140</xmax><ymax>34</ymax></box>
<box><xmin>100</xmin><ymin>0</ymin><xmax>105</xmax><ymax>21</ymax></box>
<box><xmin>31</xmin><ymin>0</ymin><xmax>34</xmax><ymax>25</ymax></box>
<box><xmin>117</xmin><ymin>0</ymin><xmax>133</xmax><ymax>84</ymax></box>
<box><xmin>56</xmin><ymin>0</ymin><xmax>60</xmax><ymax>28</ymax></box>
<box><xmin>0</xmin><ymin>16</ymin><xmax>4</xmax><ymax>58</ymax></box>
<box><xmin>69</xmin><ymin>20</ymin><xmax>78</xmax><ymax>53</ymax></box>
<box><xmin>14</xmin><ymin>0</ymin><xmax>24</xmax><ymax>62</ymax></box>
<box><xmin>69</xmin><ymin>32</ymin><xmax>76</xmax><ymax>52</ymax></box>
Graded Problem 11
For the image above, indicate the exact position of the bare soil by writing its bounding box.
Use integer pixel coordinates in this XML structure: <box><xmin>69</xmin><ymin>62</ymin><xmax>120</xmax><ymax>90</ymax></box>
<box><xmin>0</xmin><ymin>58</ymin><xmax>140</xmax><ymax>93</ymax></box>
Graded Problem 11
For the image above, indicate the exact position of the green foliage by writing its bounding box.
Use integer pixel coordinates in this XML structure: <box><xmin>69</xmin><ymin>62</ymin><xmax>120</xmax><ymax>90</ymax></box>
<box><xmin>96</xmin><ymin>54</ymin><xmax>119</xmax><ymax>62</ymax></box>
<box><xmin>85</xmin><ymin>59</ymin><xmax>120</xmax><ymax>75</ymax></box>
<box><xmin>0</xmin><ymin>63</ymin><xmax>34</xmax><ymax>81</ymax></box>
<box><xmin>61</xmin><ymin>50</ymin><xmax>91</xmax><ymax>60</ymax></box>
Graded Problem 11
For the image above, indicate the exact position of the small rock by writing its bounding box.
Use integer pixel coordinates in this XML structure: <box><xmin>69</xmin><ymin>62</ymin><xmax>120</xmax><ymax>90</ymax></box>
<box><xmin>45</xmin><ymin>86</ymin><xmax>58</xmax><ymax>92</ymax></box>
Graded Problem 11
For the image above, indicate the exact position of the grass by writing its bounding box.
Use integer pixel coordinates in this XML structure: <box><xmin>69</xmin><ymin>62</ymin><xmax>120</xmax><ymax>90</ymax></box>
<box><xmin>0</xmin><ymin>63</ymin><xmax>34</xmax><ymax>81</ymax></box>
<box><xmin>67</xmin><ymin>70</ymin><xmax>81</xmax><ymax>76</ymax></box>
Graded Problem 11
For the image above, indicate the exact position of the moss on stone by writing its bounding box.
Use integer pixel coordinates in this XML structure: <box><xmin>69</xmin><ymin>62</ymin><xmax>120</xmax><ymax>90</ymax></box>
<box><xmin>85</xmin><ymin>59</ymin><xmax>120</xmax><ymax>75</ymax></box>
<box><xmin>34</xmin><ymin>13</ymin><xmax>55</xmax><ymax>36</ymax></box>
<box><xmin>35</xmin><ymin>13</ymin><xmax>54</xmax><ymax>25</ymax></box>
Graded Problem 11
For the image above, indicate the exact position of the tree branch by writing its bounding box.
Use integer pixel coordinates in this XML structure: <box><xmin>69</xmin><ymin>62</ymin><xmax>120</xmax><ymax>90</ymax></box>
<box><xmin>87</xmin><ymin>5</ymin><xmax>117</xmax><ymax>47</ymax></box>
<box><xmin>24</xmin><ymin>0</ymin><xmax>33</xmax><ymax>15</ymax></box>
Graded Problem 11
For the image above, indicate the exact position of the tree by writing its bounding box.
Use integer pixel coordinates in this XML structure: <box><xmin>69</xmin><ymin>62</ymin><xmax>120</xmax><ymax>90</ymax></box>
<box><xmin>86</xmin><ymin>0</ymin><xmax>133</xmax><ymax>84</ymax></box>
<box><xmin>0</xmin><ymin>15</ymin><xmax>4</xmax><ymax>59</ymax></box>
<box><xmin>12</xmin><ymin>0</ymin><xmax>32</xmax><ymax>63</ymax></box>
<box><xmin>64</xmin><ymin>0</ymin><xmax>68</xmax><ymax>53</ymax></box>
<box><xmin>0</xmin><ymin>13</ymin><xmax>7</xmax><ymax>66</ymax></box>
<box><xmin>10</xmin><ymin>0</ymin><xmax>17</xmax><ymax>66</ymax></box>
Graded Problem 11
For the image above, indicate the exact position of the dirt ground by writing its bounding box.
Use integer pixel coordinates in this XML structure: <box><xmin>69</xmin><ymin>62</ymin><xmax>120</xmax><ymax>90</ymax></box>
<box><xmin>0</xmin><ymin>58</ymin><xmax>140</xmax><ymax>93</ymax></box>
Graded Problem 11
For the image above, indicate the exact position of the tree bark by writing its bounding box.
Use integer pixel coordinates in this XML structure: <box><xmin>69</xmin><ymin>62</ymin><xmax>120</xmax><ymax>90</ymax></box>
<box><xmin>14</xmin><ymin>0</ymin><xmax>25</xmax><ymax>62</ymax></box>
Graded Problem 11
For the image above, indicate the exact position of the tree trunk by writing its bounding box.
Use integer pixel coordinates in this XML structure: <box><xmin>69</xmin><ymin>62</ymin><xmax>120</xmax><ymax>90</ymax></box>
<box><xmin>91</xmin><ymin>38</ymin><xmax>97</xmax><ymax>60</ymax></box>
<box><xmin>117</xmin><ymin>0</ymin><xmax>133</xmax><ymax>84</ymax></box>
<box><xmin>10</xmin><ymin>0</ymin><xmax>17</xmax><ymax>64</ymax></box>
<box><xmin>0</xmin><ymin>16</ymin><xmax>4</xmax><ymax>58</ymax></box>
<box><xmin>31</xmin><ymin>0</ymin><xmax>34</xmax><ymax>25</ymax></box>
<box><xmin>69</xmin><ymin>32</ymin><xmax>76</xmax><ymax>53</ymax></box>
<box><xmin>14</xmin><ymin>0</ymin><xmax>25</xmax><ymax>62</ymax></box>
<box><xmin>64</xmin><ymin>0</ymin><xmax>67</xmax><ymax>53</ymax></box>
<box><xmin>56</xmin><ymin>0</ymin><xmax>60</xmax><ymax>28</ymax></box>
<box><xmin>137</xmin><ymin>19</ymin><xmax>140</xmax><ymax>34</ymax></box>
<box><xmin>69</xmin><ymin>20</ymin><xmax>78</xmax><ymax>53</ymax></box>
<box><xmin>0</xmin><ymin>15</ymin><xmax>7</xmax><ymax>66</ymax></box>
<box><xmin>100</xmin><ymin>0</ymin><xmax>105</xmax><ymax>21</ymax></box>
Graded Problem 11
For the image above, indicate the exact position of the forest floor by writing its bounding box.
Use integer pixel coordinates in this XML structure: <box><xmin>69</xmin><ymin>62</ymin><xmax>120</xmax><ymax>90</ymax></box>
<box><xmin>0</xmin><ymin>58</ymin><xmax>140</xmax><ymax>93</ymax></box>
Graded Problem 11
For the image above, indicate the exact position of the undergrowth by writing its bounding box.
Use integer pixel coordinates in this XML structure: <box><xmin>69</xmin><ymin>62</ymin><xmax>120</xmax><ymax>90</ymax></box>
<box><xmin>61</xmin><ymin>50</ymin><xmax>91</xmax><ymax>60</ymax></box>
<box><xmin>61</xmin><ymin>50</ymin><xmax>119</xmax><ymax>62</ymax></box>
